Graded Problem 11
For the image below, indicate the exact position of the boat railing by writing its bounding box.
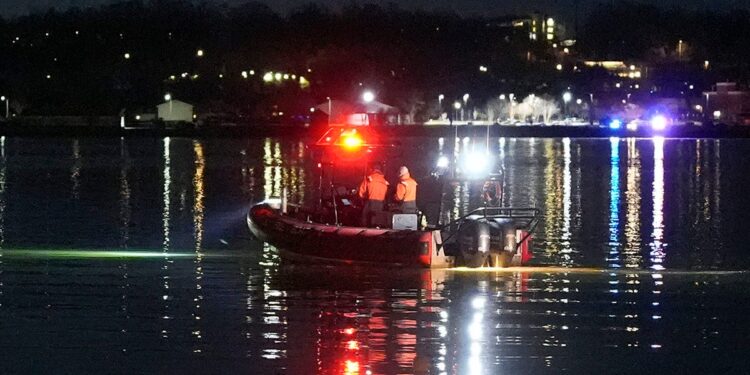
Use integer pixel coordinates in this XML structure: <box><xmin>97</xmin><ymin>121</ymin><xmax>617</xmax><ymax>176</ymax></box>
<box><xmin>438</xmin><ymin>206</ymin><xmax>541</xmax><ymax>252</ymax></box>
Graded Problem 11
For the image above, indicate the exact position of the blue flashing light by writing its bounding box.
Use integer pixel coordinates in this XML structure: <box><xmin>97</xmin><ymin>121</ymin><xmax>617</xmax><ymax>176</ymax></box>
<box><xmin>651</xmin><ymin>115</ymin><xmax>667</xmax><ymax>131</ymax></box>
<box><xmin>609</xmin><ymin>119</ymin><xmax>622</xmax><ymax>129</ymax></box>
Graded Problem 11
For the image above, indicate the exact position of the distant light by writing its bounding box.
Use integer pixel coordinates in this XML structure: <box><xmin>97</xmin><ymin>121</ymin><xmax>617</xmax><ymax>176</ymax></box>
<box><xmin>436</xmin><ymin>156</ymin><xmax>449</xmax><ymax>168</ymax></box>
<box><xmin>689</xmin><ymin>85</ymin><xmax>694</xmax><ymax>90</ymax></box>
<box><xmin>615</xmin><ymin>83</ymin><xmax>621</xmax><ymax>88</ymax></box>
<box><xmin>453</xmin><ymin>102</ymin><xmax>461</xmax><ymax>110</ymax></box>
<box><xmin>283</xmin><ymin>73</ymin><xmax>290</xmax><ymax>80</ymax></box>
<box><xmin>164</xmin><ymin>93</ymin><xmax>172</xmax><ymax>101</ymax></box>
<box><xmin>463</xmin><ymin>93</ymin><xmax>470</xmax><ymax>103</ymax></box>
<box><xmin>627</xmin><ymin>121</ymin><xmax>638</xmax><ymax>131</ymax></box>
<box><xmin>299</xmin><ymin>76</ymin><xmax>310</xmax><ymax>88</ymax></box>
<box><xmin>274</xmin><ymin>72</ymin><xmax>282</xmax><ymax>81</ymax></box>
<box><xmin>499</xmin><ymin>94</ymin><xmax>506</xmax><ymax>100</ymax></box>
<box><xmin>547</xmin><ymin>18</ymin><xmax>555</xmax><ymax>26</ymax></box>
<box><xmin>0</xmin><ymin>96</ymin><xmax>4</xmax><ymax>101</ymax></box>
<box><xmin>196</xmin><ymin>49</ymin><xmax>204</xmax><ymax>57</ymax></box>
<box><xmin>651</xmin><ymin>115</ymin><xmax>667</xmax><ymax>130</ymax></box>
<box><xmin>563</xmin><ymin>47</ymin><xmax>569</xmax><ymax>54</ymax></box>
<box><xmin>309</xmin><ymin>107</ymin><xmax>315</xmax><ymax>113</ymax></box>
<box><xmin>556</xmin><ymin>63</ymin><xmax>563</xmax><ymax>71</ymax></box>
<box><xmin>362</xmin><ymin>91</ymin><xmax>375</xmax><ymax>103</ymax></box>
<box><xmin>713</xmin><ymin>110</ymin><xmax>722</xmax><ymax>119</ymax></box>
<box><xmin>123</xmin><ymin>53</ymin><xmax>130</xmax><ymax>59</ymax></box>
<box><xmin>307</xmin><ymin>68</ymin><xmax>312</xmax><ymax>73</ymax></box>
<box><xmin>695</xmin><ymin>105</ymin><xmax>703</xmax><ymax>111</ymax></box>
<box><xmin>479</xmin><ymin>65</ymin><xmax>488</xmax><ymax>72</ymax></box>
<box><xmin>704</xmin><ymin>60</ymin><xmax>710</xmax><ymax>70</ymax></box>
<box><xmin>46</xmin><ymin>74</ymin><xmax>51</xmax><ymax>79</ymax></box>
<box><xmin>135</xmin><ymin>115</ymin><xmax>141</xmax><ymax>120</ymax></box>
<box><xmin>263</xmin><ymin>72</ymin><xmax>273</xmax><ymax>82</ymax></box>
<box><xmin>635</xmin><ymin>84</ymin><xmax>640</xmax><ymax>89</ymax></box>
<box><xmin>576</xmin><ymin>98</ymin><xmax>583</xmax><ymax>105</ymax></box>
<box><xmin>249</xmin><ymin>70</ymin><xmax>255</xmax><ymax>75</ymax></box>
<box><xmin>562</xmin><ymin>92</ymin><xmax>572</xmax><ymax>103</ymax></box>
<box><xmin>218</xmin><ymin>73</ymin><xmax>223</xmax><ymax>78</ymax></box>
<box><xmin>609</xmin><ymin>119</ymin><xmax>622</xmax><ymax>129</ymax></box>
<box><xmin>241</xmin><ymin>71</ymin><xmax>248</xmax><ymax>79</ymax></box>
<box><xmin>630</xmin><ymin>65</ymin><xmax>636</xmax><ymax>71</ymax></box>
<box><xmin>169</xmin><ymin>75</ymin><xmax>176</xmax><ymax>80</ymax></box>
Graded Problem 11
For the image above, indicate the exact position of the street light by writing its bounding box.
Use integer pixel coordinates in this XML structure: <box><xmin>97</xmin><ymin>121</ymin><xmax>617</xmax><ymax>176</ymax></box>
<box><xmin>0</xmin><ymin>96</ymin><xmax>7</xmax><ymax>119</ymax></box>
<box><xmin>164</xmin><ymin>93</ymin><xmax>172</xmax><ymax>118</ymax></box>
<box><xmin>362</xmin><ymin>91</ymin><xmax>375</xmax><ymax>103</ymax></box>
<box><xmin>438</xmin><ymin>94</ymin><xmax>444</xmax><ymax>107</ymax></box>
<box><xmin>462</xmin><ymin>94</ymin><xmax>469</xmax><ymax>121</ymax></box>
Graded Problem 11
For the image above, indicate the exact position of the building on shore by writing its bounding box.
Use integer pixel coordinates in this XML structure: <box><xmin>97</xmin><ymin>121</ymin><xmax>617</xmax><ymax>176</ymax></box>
<box><xmin>703</xmin><ymin>82</ymin><xmax>750</xmax><ymax>124</ymax></box>
<box><xmin>157</xmin><ymin>100</ymin><xmax>194</xmax><ymax>123</ymax></box>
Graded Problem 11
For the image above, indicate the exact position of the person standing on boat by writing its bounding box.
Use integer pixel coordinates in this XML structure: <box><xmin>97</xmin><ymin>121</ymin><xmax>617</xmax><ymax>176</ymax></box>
<box><xmin>358</xmin><ymin>163</ymin><xmax>389</xmax><ymax>227</ymax></box>
<box><xmin>394</xmin><ymin>166</ymin><xmax>418</xmax><ymax>214</ymax></box>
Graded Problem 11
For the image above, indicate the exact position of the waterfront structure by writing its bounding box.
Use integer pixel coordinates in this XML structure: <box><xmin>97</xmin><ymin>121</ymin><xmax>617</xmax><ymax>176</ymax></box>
<box><xmin>157</xmin><ymin>100</ymin><xmax>194</xmax><ymax>123</ymax></box>
<box><xmin>703</xmin><ymin>82</ymin><xmax>750</xmax><ymax>124</ymax></box>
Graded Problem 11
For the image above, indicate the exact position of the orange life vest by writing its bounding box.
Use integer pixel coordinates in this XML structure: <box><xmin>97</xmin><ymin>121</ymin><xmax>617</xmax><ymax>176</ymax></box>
<box><xmin>358</xmin><ymin>171</ymin><xmax>388</xmax><ymax>201</ymax></box>
<box><xmin>395</xmin><ymin>173</ymin><xmax>418</xmax><ymax>203</ymax></box>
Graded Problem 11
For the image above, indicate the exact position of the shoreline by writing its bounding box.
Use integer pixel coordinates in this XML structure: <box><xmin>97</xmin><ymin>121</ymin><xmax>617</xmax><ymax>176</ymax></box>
<box><xmin>1</xmin><ymin>123</ymin><xmax>750</xmax><ymax>139</ymax></box>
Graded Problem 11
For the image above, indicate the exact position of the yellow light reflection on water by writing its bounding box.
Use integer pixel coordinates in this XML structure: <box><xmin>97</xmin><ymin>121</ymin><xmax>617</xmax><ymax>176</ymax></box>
<box><xmin>446</xmin><ymin>266</ymin><xmax>743</xmax><ymax>276</ymax></box>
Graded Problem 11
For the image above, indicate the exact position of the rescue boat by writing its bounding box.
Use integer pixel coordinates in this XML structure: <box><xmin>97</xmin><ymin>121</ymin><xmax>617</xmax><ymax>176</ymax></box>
<box><xmin>247</xmin><ymin>199</ymin><xmax>539</xmax><ymax>268</ymax></box>
<box><xmin>246</xmin><ymin>123</ymin><xmax>541</xmax><ymax>268</ymax></box>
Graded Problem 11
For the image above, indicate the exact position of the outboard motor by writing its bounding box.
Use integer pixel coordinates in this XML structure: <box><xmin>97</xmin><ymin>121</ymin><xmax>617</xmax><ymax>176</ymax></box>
<box><xmin>457</xmin><ymin>220</ymin><xmax>491</xmax><ymax>267</ymax></box>
<box><xmin>441</xmin><ymin>207</ymin><xmax>540</xmax><ymax>268</ymax></box>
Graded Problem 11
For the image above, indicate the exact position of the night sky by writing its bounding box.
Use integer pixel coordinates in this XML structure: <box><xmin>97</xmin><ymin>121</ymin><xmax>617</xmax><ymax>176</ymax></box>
<box><xmin>3</xmin><ymin>0</ymin><xmax>750</xmax><ymax>20</ymax></box>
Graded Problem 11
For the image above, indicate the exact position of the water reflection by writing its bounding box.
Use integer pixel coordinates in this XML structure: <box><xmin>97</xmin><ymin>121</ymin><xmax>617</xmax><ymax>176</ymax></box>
<box><xmin>560</xmin><ymin>138</ymin><xmax>573</xmax><ymax>265</ymax></box>
<box><xmin>119</xmin><ymin>138</ymin><xmax>131</xmax><ymax>248</ymax></box>
<box><xmin>70</xmin><ymin>139</ymin><xmax>81</xmax><ymax>200</ymax></box>
<box><xmin>192</xmin><ymin>141</ymin><xmax>205</xmax><ymax>352</ymax></box>
<box><xmin>650</xmin><ymin>137</ymin><xmax>666</xmax><ymax>270</ymax></box>
<box><xmin>624</xmin><ymin>138</ymin><xmax>642</xmax><ymax>268</ymax></box>
<box><xmin>608</xmin><ymin>137</ymin><xmax>621</xmax><ymax>269</ymax></box>
<box><xmin>0</xmin><ymin>137</ymin><xmax>5</xmax><ymax>306</ymax></box>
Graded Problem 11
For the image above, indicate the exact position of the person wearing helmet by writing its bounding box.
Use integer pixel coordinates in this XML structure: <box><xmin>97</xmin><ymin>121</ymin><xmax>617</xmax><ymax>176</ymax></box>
<box><xmin>394</xmin><ymin>166</ymin><xmax>418</xmax><ymax>214</ymax></box>
<box><xmin>358</xmin><ymin>163</ymin><xmax>389</xmax><ymax>227</ymax></box>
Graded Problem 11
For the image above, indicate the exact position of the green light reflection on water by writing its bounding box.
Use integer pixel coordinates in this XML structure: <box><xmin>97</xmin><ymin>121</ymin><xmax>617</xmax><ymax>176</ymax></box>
<box><xmin>0</xmin><ymin>249</ymin><xmax>202</xmax><ymax>259</ymax></box>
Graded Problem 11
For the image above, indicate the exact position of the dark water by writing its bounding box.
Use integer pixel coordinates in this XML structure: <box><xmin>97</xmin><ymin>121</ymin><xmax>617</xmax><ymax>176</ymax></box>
<box><xmin>0</xmin><ymin>136</ymin><xmax>748</xmax><ymax>374</ymax></box>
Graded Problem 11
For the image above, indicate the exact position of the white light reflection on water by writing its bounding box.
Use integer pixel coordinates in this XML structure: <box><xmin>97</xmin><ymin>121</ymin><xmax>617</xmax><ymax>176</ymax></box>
<box><xmin>650</xmin><ymin>137</ymin><xmax>666</xmax><ymax>270</ymax></box>
<box><xmin>650</xmin><ymin>137</ymin><xmax>666</xmax><ymax>350</ymax></box>
<box><xmin>161</xmin><ymin>137</ymin><xmax>172</xmax><ymax>338</ymax></box>
<box><xmin>0</xmin><ymin>136</ymin><xmax>5</xmax><ymax>307</ymax></box>
<box><xmin>624</xmin><ymin>138</ymin><xmax>642</xmax><ymax>267</ymax></box>
<box><xmin>70</xmin><ymin>139</ymin><xmax>81</xmax><ymax>200</ymax></box>
<box><xmin>467</xmin><ymin>295</ymin><xmax>486</xmax><ymax>375</ymax></box>
<box><xmin>560</xmin><ymin>138</ymin><xmax>573</xmax><ymax>265</ymax></box>
<box><xmin>119</xmin><ymin>138</ymin><xmax>131</xmax><ymax>248</ymax></box>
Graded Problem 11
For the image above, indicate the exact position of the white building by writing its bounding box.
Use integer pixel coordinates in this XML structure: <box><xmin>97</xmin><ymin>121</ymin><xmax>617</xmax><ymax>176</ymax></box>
<box><xmin>157</xmin><ymin>100</ymin><xmax>194</xmax><ymax>122</ymax></box>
